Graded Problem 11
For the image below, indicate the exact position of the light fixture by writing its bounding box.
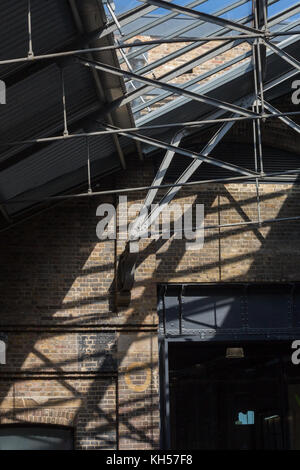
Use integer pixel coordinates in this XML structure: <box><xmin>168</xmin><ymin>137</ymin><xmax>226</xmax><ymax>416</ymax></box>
<box><xmin>226</xmin><ymin>347</ymin><xmax>244</xmax><ymax>358</ymax></box>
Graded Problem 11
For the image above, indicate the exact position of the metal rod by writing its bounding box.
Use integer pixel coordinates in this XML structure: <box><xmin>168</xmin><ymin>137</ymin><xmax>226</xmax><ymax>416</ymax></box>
<box><xmin>264</xmin><ymin>38</ymin><xmax>300</xmax><ymax>72</ymax></box>
<box><xmin>60</xmin><ymin>68</ymin><xmax>69</xmax><ymax>136</ymax></box>
<box><xmin>27</xmin><ymin>0</ymin><xmax>33</xmax><ymax>57</ymax></box>
<box><xmin>105</xmin><ymin>0</ymin><xmax>123</xmax><ymax>35</ymax></box>
<box><xmin>264</xmin><ymin>101</ymin><xmax>300</xmax><ymax>136</ymax></box>
<box><xmin>131</xmin><ymin>128</ymin><xmax>188</xmax><ymax>236</ymax></box>
<box><xmin>1</xmin><ymin>168</ymin><xmax>300</xmax><ymax>205</ymax></box>
<box><xmin>137</xmin><ymin>0</ymin><xmax>261</xmax><ymax>35</ymax></box>
<box><xmin>0</xmin><ymin>5</ymin><xmax>294</xmax><ymax>65</ymax></box>
<box><xmin>106</xmin><ymin>124</ymin><xmax>259</xmax><ymax>176</ymax></box>
<box><xmin>252</xmin><ymin>103</ymin><xmax>262</xmax><ymax>225</ymax></box>
<box><xmin>0</xmin><ymin>36</ymin><xmax>263</xmax><ymax>66</ymax></box>
<box><xmin>79</xmin><ymin>56</ymin><xmax>257</xmax><ymax>118</ymax></box>
<box><xmin>251</xmin><ymin>23</ymin><xmax>265</xmax><ymax>177</ymax></box>
<box><xmin>123</xmin><ymin>0</ymin><xmax>256</xmax><ymax>72</ymax></box>
<box><xmin>87</xmin><ymin>137</ymin><xmax>92</xmax><ymax>194</ymax></box>
<box><xmin>2</xmin><ymin>110</ymin><xmax>300</xmax><ymax>146</ymax></box>
<box><xmin>131</xmin><ymin>120</ymin><xmax>235</xmax><ymax>239</ymax></box>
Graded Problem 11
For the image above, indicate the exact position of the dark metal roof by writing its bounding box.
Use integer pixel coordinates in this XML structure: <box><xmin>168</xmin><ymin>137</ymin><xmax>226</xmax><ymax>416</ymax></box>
<box><xmin>1</xmin><ymin>0</ymin><xmax>300</xmax><ymax>230</ymax></box>
<box><xmin>0</xmin><ymin>0</ymin><xmax>136</xmax><ymax>225</ymax></box>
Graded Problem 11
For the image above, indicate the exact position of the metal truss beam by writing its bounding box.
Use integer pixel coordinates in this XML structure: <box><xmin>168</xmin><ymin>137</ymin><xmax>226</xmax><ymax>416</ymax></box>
<box><xmin>264</xmin><ymin>39</ymin><xmax>300</xmax><ymax>72</ymax></box>
<box><xmin>130</xmin><ymin>128</ymin><xmax>189</xmax><ymax>236</ymax></box>
<box><xmin>115</xmin><ymin>117</ymin><xmax>241</xmax><ymax>303</ymax></box>
<box><xmin>137</xmin><ymin>0</ymin><xmax>261</xmax><ymax>35</ymax></box>
<box><xmin>129</xmin><ymin>119</ymin><xmax>239</xmax><ymax>240</ymax></box>
<box><xmin>117</xmin><ymin>38</ymin><xmax>248</xmax><ymax>109</ymax></box>
<box><xmin>3</xmin><ymin>167</ymin><xmax>300</xmax><ymax>206</ymax></box>
<box><xmin>263</xmin><ymin>101</ymin><xmax>300</xmax><ymax>135</ymax></box>
<box><xmin>103</xmin><ymin>4</ymin><xmax>300</xmax><ymax>116</ymax></box>
<box><xmin>127</xmin><ymin>1</ymin><xmax>300</xmax><ymax>86</ymax></box>
<box><xmin>122</xmin><ymin>0</ymin><xmax>255</xmax><ymax>67</ymax></box>
<box><xmin>127</xmin><ymin>0</ymin><xmax>255</xmax><ymax>80</ymax></box>
<box><xmin>2</xmin><ymin>109</ymin><xmax>300</xmax><ymax>147</ymax></box>
<box><xmin>79</xmin><ymin>56</ymin><xmax>257</xmax><ymax>118</ymax></box>
<box><xmin>122</xmin><ymin>0</ymin><xmax>208</xmax><ymax>42</ymax></box>
<box><xmin>108</xmin><ymin>126</ymin><xmax>259</xmax><ymax>178</ymax></box>
<box><xmin>131</xmin><ymin>11</ymin><xmax>300</xmax><ymax>113</ymax></box>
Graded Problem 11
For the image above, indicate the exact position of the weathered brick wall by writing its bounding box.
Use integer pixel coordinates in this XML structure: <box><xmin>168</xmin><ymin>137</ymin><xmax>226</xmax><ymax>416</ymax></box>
<box><xmin>0</xmin><ymin>193</ymin><xmax>159</xmax><ymax>449</ymax></box>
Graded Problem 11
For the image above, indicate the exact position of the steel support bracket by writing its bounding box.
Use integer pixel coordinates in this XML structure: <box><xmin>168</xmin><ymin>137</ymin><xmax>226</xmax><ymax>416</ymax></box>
<box><xmin>116</xmin><ymin>241</ymin><xmax>139</xmax><ymax>306</ymax></box>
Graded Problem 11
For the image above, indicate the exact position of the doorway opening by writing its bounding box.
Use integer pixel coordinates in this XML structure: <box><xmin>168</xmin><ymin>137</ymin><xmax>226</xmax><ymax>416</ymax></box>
<box><xmin>166</xmin><ymin>341</ymin><xmax>300</xmax><ymax>450</ymax></box>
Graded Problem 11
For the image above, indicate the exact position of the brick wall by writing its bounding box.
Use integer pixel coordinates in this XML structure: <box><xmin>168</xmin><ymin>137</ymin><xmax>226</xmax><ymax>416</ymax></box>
<box><xmin>0</xmin><ymin>144</ymin><xmax>300</xmax><ymax>448</ymax></box>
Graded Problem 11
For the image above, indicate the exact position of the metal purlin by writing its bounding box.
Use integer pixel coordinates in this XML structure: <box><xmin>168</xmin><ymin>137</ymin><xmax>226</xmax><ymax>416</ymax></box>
<box><xmin>104</xmin><ymin>1</ymin><xmax>152</xmax><ymax>113</ymax></box>
<box><xmin>27</xmin><ymin>0</ymin><xmax>33</xmax><ymax>58</ymax></box>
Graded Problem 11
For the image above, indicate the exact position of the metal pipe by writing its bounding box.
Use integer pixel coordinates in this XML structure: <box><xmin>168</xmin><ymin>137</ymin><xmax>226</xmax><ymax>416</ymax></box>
<box><xmin>3</xmin><ymin>168</ymin><xmax>300</xmax><ymax>205</ymax></box>
<box><xmin>137</xmin><ymin>0</ymin><xmax>261</xmax><ymax>35</ymax></box>
<box><xmin>103</xmin><ymin>124</ymin><xmax>260</xmax><ymax>176</ymax></box>
<box><xmin>130</xmin><ymin>120</ymin><xmax>236</xmax><ymax>239</ymax></box>
<box><xmin>27</xmin><ymin>0</ymin><xmax>33</xmax><ymax>57</ymax></box>
<box><xmin>60</xmin><ymin>68</ymin><xmax>69</xmax><ymax>136</ymax></box>
<box><xmin>79</xmin><ymin>56</ymin><xmax>257</xmax><ymax>118</ymax></box>
<box><xmin>264</xmin><ymin>38</ymin><xmax>300</xmax><ymax>72</ymax></box>
<box><xmin>2</xmin><ymin>110</ymin><xmax>300</xmax><ymax>146</ymax></box>
<box><xmin>123</xmin><ymin>0</ymin><xmax>255</xmax><ymax>72</ymax></box>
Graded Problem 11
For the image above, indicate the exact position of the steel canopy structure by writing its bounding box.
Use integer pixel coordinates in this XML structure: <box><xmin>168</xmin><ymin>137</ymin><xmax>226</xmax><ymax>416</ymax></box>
<box><xmin>0</xmin><ymin>0</ymin><xmax>300</xmax><ymax>301</ymax></box>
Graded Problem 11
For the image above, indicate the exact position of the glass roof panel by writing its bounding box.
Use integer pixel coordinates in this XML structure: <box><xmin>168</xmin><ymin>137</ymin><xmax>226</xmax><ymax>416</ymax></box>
<box><xmin>104</xmin><ymin>0</ymin><xmax>300</xmax><ymax>120</ymax></box>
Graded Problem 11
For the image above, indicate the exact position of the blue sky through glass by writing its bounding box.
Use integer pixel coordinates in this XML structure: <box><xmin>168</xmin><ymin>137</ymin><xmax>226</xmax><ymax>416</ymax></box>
<box><xmin>113</xmin><ymin>0</ymin><xmax>297</xmax><ymax>18</ymax></box>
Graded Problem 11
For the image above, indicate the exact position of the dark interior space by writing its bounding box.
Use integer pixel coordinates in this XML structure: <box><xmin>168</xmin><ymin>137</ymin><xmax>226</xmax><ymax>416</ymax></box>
<box><xmin>168</xmin><ymin>341</ymin><xmax>300</xmax><ymax>450</ymax></box>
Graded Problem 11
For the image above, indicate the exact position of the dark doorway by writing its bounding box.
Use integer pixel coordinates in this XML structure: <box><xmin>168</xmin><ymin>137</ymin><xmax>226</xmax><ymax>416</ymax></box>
<box><xmin>0</xmin><ymin>425</ymin><xmax>74</xmax><ymax>450</ymax></box>
<box><xmin>168</xmin><ymin>341</ymin><xmax>300</xmax><ymax>450</ymax></box>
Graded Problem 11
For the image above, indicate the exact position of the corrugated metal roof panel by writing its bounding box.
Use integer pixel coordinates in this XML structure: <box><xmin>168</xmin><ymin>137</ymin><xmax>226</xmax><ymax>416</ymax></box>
<box><xmin>153</xmin><ymin>142</ymin><xmax>300</xmax><ymax>183</ymax></box>
<box><xmin>0</xmin><ymin>62</ymin><xmax>99</xmax><ymax>162</ymax></box>
<box><xmin>0</xmin><ymin>0</ymin><xmax>77</xmax><ymax>79</ymax></box>
<box><xmin>0</xmin><ymin>132</ymin><xmax>119</xmax><ymax>202</ymax></box>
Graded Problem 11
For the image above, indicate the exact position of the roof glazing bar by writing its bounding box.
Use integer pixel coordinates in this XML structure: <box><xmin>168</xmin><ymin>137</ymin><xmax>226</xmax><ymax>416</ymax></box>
<box><xmin>126</xmin><ymin>0</ymin><xmax>255</xmax><ymax>79</ymax></box>
<box><xmin>105</xmin><ymin>124</ymin><xmax>259</xmax><ymax>176</ymax></box>
<box><xmin>263</xmin><ymin>38</ymin><xmax>300</xmax><ymax>72</ymax></box>
<box><xmin>102</xmin><ymin>38</ymin><xmax>249</xmax><ymax>110</ymax></box>
<box><xmin>121</xmin><ymin>0</ymin><xmax>208</xmax><ymax>42</ymax></box>
<box><xmin>137</xmin><ymin>0</ymin><xmax>261</xmax><ymax>35</ymax></box>
<box><xmin>263</xmin><ymin>101</ymin><xmax>300</xmax><ymax>135</ymax></box>
<box><xmin>122</xmin><ymin>0</ymin><xmax>254</xmax><ymax>65</ymax></box>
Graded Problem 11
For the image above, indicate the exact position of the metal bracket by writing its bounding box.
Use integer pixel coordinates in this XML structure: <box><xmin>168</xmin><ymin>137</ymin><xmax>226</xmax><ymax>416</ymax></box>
<box><xmin>116</xmin><ymin>241</ymin><xmax>139</xmax><ymax>306</ymax></box>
